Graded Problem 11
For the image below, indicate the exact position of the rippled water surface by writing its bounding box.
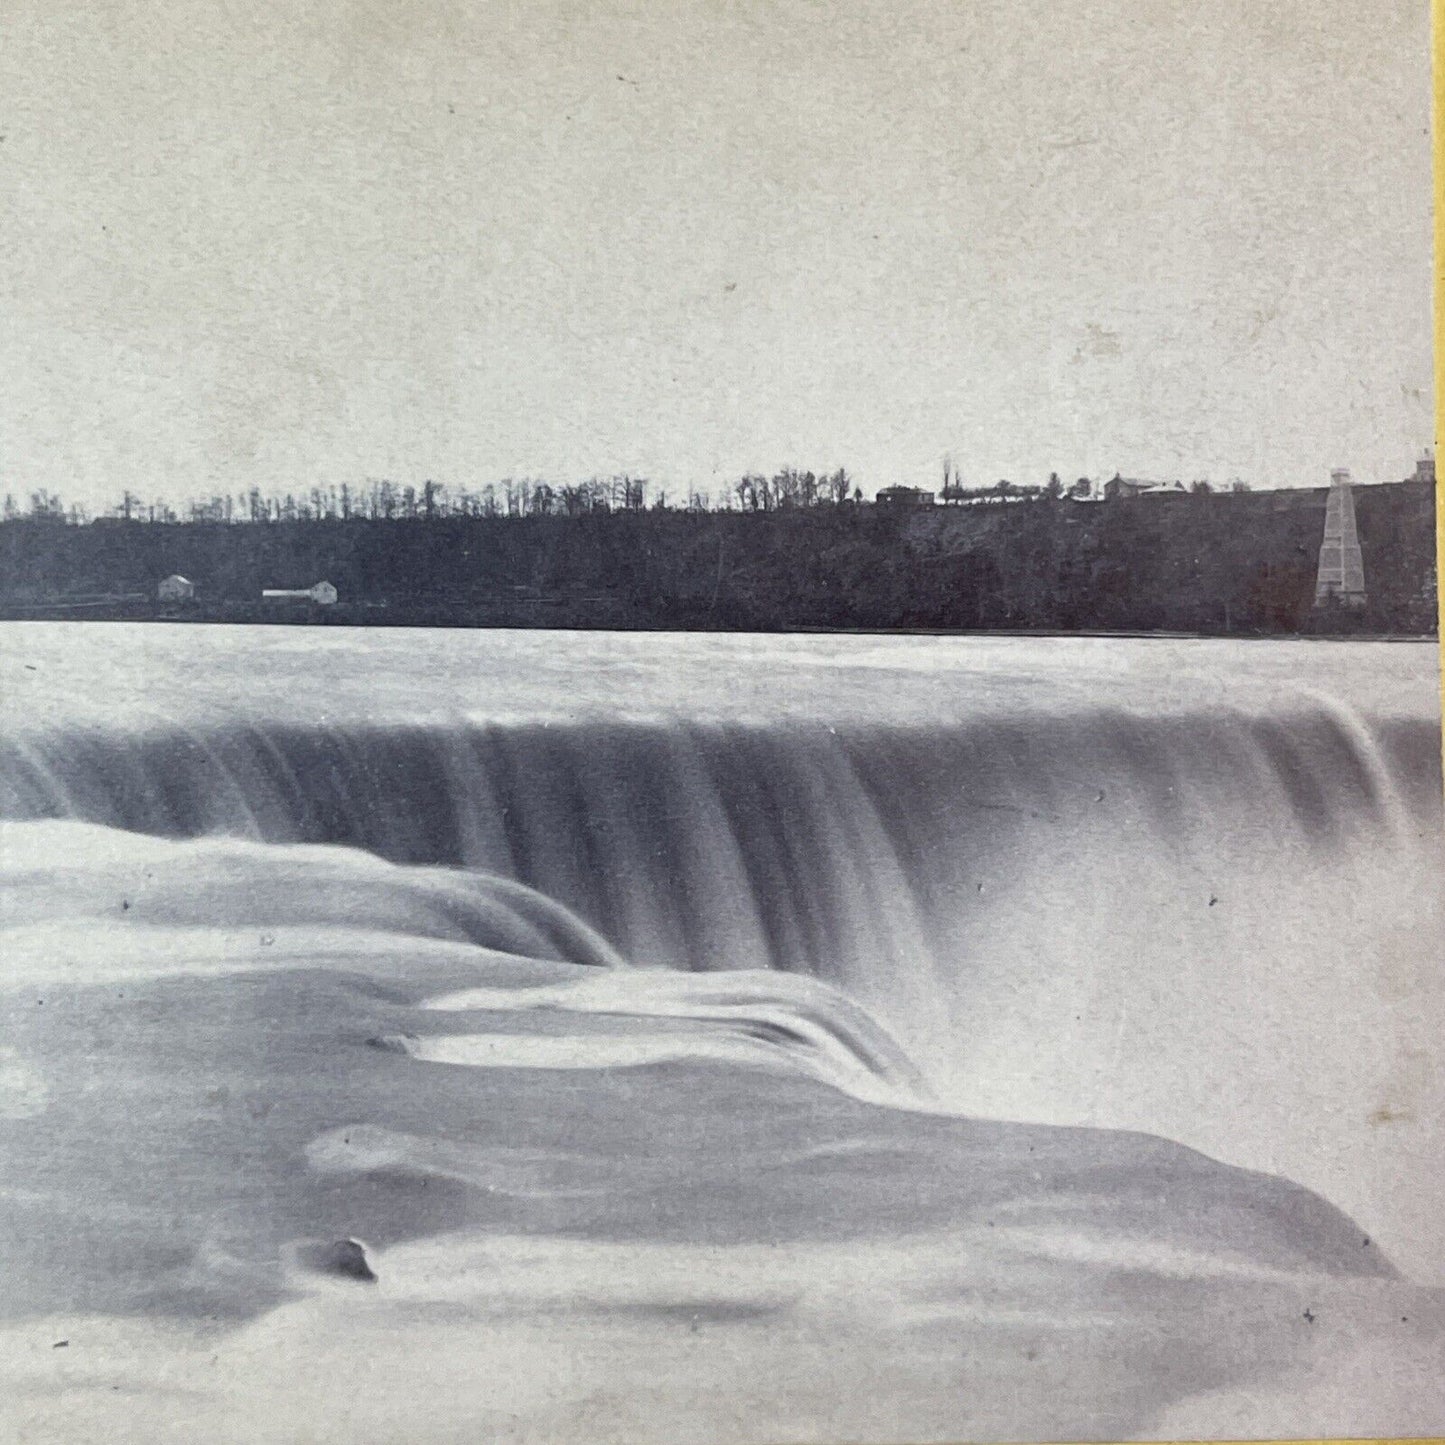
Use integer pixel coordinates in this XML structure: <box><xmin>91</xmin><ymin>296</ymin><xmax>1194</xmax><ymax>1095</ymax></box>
<box><xmin>1</xmin><ymin>625</ymin><xmax>1441</xmax><ymax>1441</ymax></box>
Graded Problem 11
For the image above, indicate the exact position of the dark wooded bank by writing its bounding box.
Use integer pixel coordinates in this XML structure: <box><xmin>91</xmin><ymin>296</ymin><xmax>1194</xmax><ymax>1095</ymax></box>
<box><xmin>0</xmin><ymin>480</ymin><xmax>1434</xmax><ymax>635</ymax></box>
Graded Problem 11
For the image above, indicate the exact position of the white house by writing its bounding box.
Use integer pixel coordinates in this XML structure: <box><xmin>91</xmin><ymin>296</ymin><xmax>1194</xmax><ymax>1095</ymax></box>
<box><xmin>1103</xmin><ymin>475</ymin><xmax>1187</xmax><ymax>502</ymax></box>
<box><xmin>157</xmin><ymin>574</ymin><xmax>195</xmax><ymax>602</ymax></box>
<box><xmin>261</xmin><ymin>581</ymin><xmax>338</xmax><ymax>605</ymax></box>
<box><xmin>876</xmin><ymin>485</ymin><xmax>937</xmax><ymax>507</ymax></box>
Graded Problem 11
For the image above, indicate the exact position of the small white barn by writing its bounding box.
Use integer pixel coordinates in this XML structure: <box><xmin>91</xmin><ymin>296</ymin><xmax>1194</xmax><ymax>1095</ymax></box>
<box><xmin>262</xmin><ymin>581</ymin><xmax>338</xmax><ymax>606</ymax></box>
<box><xmin>157</xmin><ymin>574</ymin><xmax>195</xmax><ymax>602</ymax></box>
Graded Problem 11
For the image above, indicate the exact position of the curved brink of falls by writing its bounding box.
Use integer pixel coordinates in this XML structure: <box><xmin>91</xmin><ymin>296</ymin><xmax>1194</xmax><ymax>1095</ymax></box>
<box><xmin>1</xmin><ymin>638</ymin><xmax>1442</xmax><ymax>1442</ymax></box>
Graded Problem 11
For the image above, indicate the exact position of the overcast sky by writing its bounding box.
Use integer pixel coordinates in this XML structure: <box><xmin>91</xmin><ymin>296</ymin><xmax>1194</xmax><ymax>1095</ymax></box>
<box><xmin>1</xmin><ymin>0</ymin><xmax>1434</xmax><ymax>508</ymax></box>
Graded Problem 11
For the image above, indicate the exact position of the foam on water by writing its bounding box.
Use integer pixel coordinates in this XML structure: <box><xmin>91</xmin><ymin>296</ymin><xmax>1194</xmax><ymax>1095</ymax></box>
<box><xmin>1</xmin><ymin>626</ymin><xmax>1442</xmax><ymax>1439</ymax></box>
<box><xmin>1</xmin><ymin>630</ymin><xmax>1439</xmax><ymax>1273</ymax></box>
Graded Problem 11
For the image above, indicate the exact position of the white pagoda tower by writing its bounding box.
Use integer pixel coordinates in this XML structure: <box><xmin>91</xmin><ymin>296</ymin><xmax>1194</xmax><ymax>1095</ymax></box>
<box><xmin>1313</xmin><ymin>468</ymin><xmax>1366</xmax><ymax>607</ymax></box>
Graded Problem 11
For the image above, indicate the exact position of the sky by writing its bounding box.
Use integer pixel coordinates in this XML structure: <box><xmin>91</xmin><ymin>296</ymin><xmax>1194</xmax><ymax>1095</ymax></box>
<box><xmin>1</xmin><ymin>0</ymin><xmax>1435</xmax><ymax>509</ymax></box>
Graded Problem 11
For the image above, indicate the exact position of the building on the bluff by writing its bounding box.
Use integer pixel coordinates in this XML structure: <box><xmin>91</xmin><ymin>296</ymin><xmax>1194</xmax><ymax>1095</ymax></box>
<box><xmin>876</xmin><ymin>486</ymin><xmax>936</xmax><ymax>507</ymax></box>
<box><xmin>1102</xmin><ymin>475</ymin><xmax>1186</xmax><ymax>501</ymax></box>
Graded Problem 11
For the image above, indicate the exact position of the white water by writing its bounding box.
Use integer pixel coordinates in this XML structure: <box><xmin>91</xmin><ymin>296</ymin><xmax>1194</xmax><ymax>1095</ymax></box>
<box><xmin>0</xmin><ymin>624</ymin><xmax>1441</xmax><ymax>1440</ymax></box>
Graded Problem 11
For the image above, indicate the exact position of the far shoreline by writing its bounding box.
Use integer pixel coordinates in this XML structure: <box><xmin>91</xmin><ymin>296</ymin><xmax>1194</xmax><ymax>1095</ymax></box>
<box><xmin>0</xmin><ymin>610</ymin><xmax>1435</xmax><ymax>646</ymax></box>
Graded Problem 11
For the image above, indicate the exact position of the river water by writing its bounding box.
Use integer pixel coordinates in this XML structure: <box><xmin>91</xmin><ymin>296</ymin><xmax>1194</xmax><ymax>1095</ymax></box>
<box><xmin>0</xmin><ymin>624</ymin><xmax>1441</xmax><ymax>1441</ymax></box>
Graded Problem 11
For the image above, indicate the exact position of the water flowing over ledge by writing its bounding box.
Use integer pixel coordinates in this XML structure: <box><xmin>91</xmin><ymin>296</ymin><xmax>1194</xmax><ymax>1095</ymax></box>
<box><xmin>0</xmin><ymin>626</ymin><xmax>1441</xmax><ymax>1440</ymax></box>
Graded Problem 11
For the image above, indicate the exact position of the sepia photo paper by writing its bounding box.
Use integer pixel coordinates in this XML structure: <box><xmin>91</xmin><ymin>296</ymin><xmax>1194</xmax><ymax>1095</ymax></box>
<box><xmin>0</xmin><ymin>0</ymin><xmax>1441</xmax><ymax>1441</ymax></box>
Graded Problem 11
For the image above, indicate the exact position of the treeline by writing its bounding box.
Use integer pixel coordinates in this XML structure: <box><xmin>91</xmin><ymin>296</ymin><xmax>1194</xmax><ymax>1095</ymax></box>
<box><xmin>5</xmin><ymin>466</ymin><xmax>1256</xmax><ymax>524</ymax></box>
<box><xmin>0</xmin><ymin>478</ymin><xmax>1435</xmax><ymax>636</ymax></box>
<box><xmin>4</xmin><ymin>468</ymin><xmax>861</xmax><ymax>526</ymax></box>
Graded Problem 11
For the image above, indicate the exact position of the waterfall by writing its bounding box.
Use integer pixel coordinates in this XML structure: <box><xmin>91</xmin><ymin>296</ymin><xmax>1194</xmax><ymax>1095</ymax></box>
<box><xmin>1</xmin><ymin>626</ymin><xmax>1442</xmax><ymax>1439</ymax></box>
<box><xmin>1</xmin><ymin>629</ymin><xmax>1440</xmax><ymax>1273</ymax></box>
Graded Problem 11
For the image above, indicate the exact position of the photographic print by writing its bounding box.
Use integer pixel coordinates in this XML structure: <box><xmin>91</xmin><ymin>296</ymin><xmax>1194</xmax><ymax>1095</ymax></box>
<box><xmin>0</xmin><ymin>1</ymin><xmax>1440</xmax><ymax>1441</ymax></box>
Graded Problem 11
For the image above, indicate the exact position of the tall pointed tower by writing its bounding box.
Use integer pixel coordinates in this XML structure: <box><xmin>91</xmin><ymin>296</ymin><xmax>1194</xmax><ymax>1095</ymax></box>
<box><xmin>1314</xmin><ymin>467</ymin><xmax>1366</xmax><ymax>607</ymax></box>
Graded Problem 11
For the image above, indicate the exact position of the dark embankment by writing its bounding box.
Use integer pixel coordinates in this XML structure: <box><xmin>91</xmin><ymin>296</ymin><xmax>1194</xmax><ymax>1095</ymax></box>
<box><xmin>0</xmin><ymin>478</ymin><xmax>1435</xmax><ymax>634</ymax></box>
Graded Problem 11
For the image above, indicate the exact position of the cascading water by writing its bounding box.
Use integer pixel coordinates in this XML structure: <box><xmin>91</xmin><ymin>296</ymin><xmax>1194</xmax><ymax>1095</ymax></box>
<box><xmin>1</xmin><ymin>623</ymin><xmax>1442</xmax><ymax>1442</ymax></box>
